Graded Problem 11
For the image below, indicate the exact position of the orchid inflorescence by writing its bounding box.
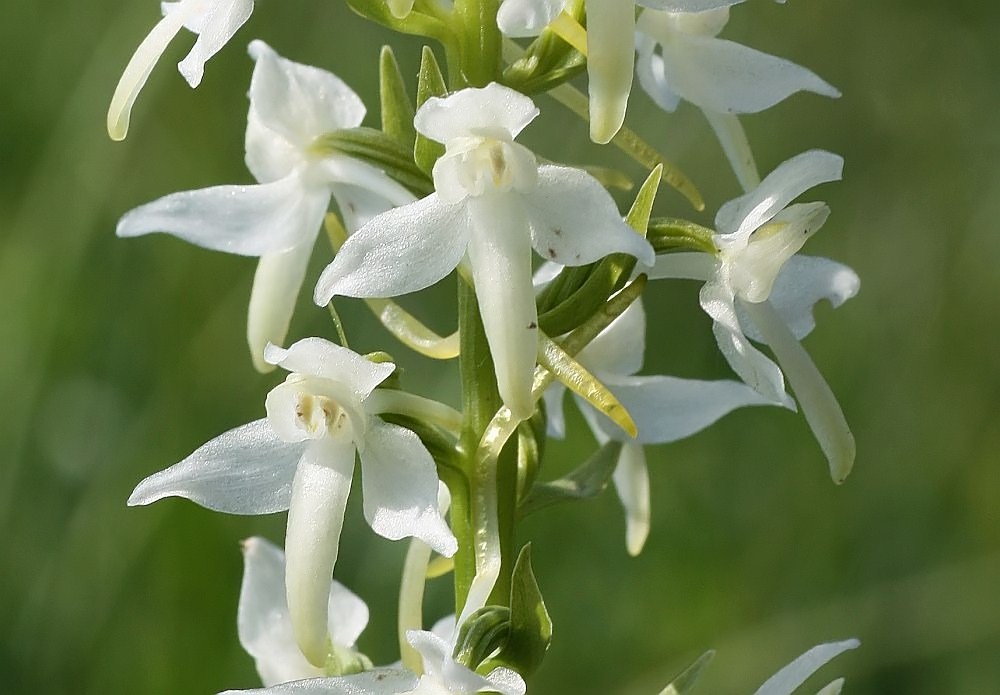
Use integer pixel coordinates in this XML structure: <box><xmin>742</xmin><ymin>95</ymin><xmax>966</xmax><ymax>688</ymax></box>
<box><xmin>111</xmin><ymin>0</ymin><xmax>861</xmax><ymax>692</ymax></box>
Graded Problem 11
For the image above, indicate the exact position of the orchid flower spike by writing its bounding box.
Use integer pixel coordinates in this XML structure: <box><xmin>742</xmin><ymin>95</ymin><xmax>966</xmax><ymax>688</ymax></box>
<box><xmin>108</xmin><ymin>0</ymin><xmax>254</xmax><ymax>140</ymax></box>
<box><xmin>128</xmin><ymin>337</ymin><xmax>457</xmax><ymax>667</ymax></box>
<box><xmin>539</xmin><ymin>290</ymin><xmax>774</xmax><ymax>555</ymax></box>
<box><xmin>116</xmin><ymin>41</ymin><xmax>414</xmax><ymax>371</ymax></box>
<box><xmin>649</xmin><ymin>150</ymin><xmax>859</xmax><ymax>482</ymax></box>
<box><xmin>315</xmin><ymin>83</ymin><xmax>653</xmax><ymax>420</ymax></box>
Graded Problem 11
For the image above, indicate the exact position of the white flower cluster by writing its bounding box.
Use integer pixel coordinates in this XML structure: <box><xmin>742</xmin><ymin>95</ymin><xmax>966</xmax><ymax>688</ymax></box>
<box><xmin>110</xmin><ymin>0</ymin><xmax>861</xmax><ymax>692</ymax></box>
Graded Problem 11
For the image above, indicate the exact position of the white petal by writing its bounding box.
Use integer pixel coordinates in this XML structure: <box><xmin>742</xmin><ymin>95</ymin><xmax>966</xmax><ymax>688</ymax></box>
<box><xmin>326</xmin><ymin>581</ymin><xmax>370</xmax><ymax>649</ymax></box>
<box><xmin>752</xmin><ymin>639</ymin><xmax>860</xmax><ymax>695</ymax></box>
<box><xmin>107</xmin><ymin>9</ymin><xmax>187</xmax><ymax>140</ymax></box>
<box><xmin>585</xmin><ymin>0</ymin><xmax>635</xmax><ymax>143</ymax></box>
<box><xmin>285</xmin><ymin>436</ymin><xmax>357</xmax><ymax>667</ymax></box>
<box><xmin>612</xmin><ymin>442</ymin><xmax>650</xmax><ymax>556</ymax></box>
<box><xmin>245</xmin><ymin>105</ymin><xmax>305</xmax><ymax>183</ymax></box>
<box><xmin>541</xmin><ymin>382</ymin><xmax>568</xmax><ymax>439</ymax></box>
<box><xmin>639</xmin><ymin>0</ymin><xmax>744</xmax><ymax>9</ymax></box>
<box><xmin>742</xmin><ymin>255</ymin><xmax>860</xmax><ymax>342</ymax></box>
<box><xmin>646</xmin><ymin>252</ymin><xmax>718</xmax><ymax>282</ymax></box>
<box><xmin>525</xmin><ymin>166</ymin><xmax>655</xmax><ymax>267</ymax></box>
<box><xmin>127</xmin><ymin>419</ymin><xmax>305</xmax><ymax>514</ymax></box>
<box><xmin>715</xmin><ymin>150</ymin><xmax>843</xmax><ymax>240</ymax></box>
<box><xmin>247</xmin><ymin>241</ymin><xmax>314</xmax><ymax>373</ymax></box>
<box><xmin>655</xmin><ymin>32</ymin><xmax>840</xmax><ymax>117</ymax></box>
<box><xmin>485</xmin><ymin>666</ymin><xmax>528</xmax><ymax>695</ymax></box>
<box><xmin>496</xmin><ymin>0</ymin><xmax>566</xmax><ymax>37</ymax></box>
<box><xmin>320</xmin><ymin>156</ymin><xmax>417</xmax><ymax>209</ymax></box>
<box><xmin>358</xmin><ymin>420</ymin><xmax>457</xmax><ymax>556</ymax></box>
<box><xmin>264</xmin><ymin>337</ymin><xmax>396</xmax><ymax>400</ymax></box>
<box><xmin>531</xmin><ymin>260</ymin><xmax>563</xmax><ymax>289</ymax></box>
<box><xmin>635</xmin><ymin>34</ymin><xmax>682</xmax><ymax>113</ymax></box>
<box><xmin>414</xmin><ymin>83</ymin><xmax>540</xmax><ymax>143</ymax></box>
<box><xmin>467</xmin><ymin>194</ymin><xmax>538</xmax><ymax>420</ymax></box>
<box><xmin>816</xmin><ymin>678</ymin><xmax>845</xmax><ymax>695</ymax></box>
<box><xmin>590</xmin><ymin>373</ymin><xmax>776</xmax><ymax>443</ymax></box>
<box><xmin>578</xmin><ymin>298</ymin><xmax>646</xmax><ymax>376</ymax></box>
<box><xmin>238</xmin><ymin>537</ymin><xmax>325</xmax><ymax>686</ymax></box>
<box><xmin>702</xmin><ymin>109</ymin><xmax>760</xmax><ymax>192</ymax></box>
<box><xmin>331</xmin><ymin>184</ymin><xmax>400</xmax><ymax>233</ymax></box>
<box><xmin>116</xmin><ymin>171</ymin><xmax>329</xmax><ymax>256</ymax></box>
<box><xmin>217</xmin><ymin>669</ymin><xmax>418</xmax><ymax>695</ymax></box>
<box><xmin>248</xmin><ymin>40</ymin><xmax>366</xmax><ymax>148</ymax></box>
<box><xmin>314</xmin><ymin>194</ymin><xmax>471</xmax><ymax>305</ymax></box>
<box><xmin>176</xmin><ymin>0</ymin><xmax>254</xmax><ymax>88</ymax></box>
<box><xmin>406</xmin><ymin>630</ymin><xmax>493</xmax><ymax>693</ymax></box>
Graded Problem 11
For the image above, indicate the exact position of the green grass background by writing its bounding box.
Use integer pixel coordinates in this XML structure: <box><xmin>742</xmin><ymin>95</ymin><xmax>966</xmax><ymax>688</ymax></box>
<box><xmin>2</xmin><ymin>1</ymin><xmax>999</xmax><ymax>692</ymax></box>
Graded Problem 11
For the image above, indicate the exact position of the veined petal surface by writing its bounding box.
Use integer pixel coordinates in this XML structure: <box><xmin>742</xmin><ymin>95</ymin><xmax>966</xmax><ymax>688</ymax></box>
<box><xmin>127</xmin><ymin>419</ymin><xmax>305</xmax><ymax>514</ymax></box>
<box><xmin>414</xmin><ymin>83</ymin><xmax>540</xmax><ymax>143</ymax></box>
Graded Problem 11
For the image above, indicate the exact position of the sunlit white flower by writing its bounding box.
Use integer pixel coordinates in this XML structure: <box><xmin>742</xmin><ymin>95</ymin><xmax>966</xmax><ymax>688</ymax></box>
<box><xmin>541</xmin><ymin>294</ymin><xmax>774</xmax><ymax>555</ymax></box>
<box><xmin>237</xmin><ymin>537</ymin><xmax>371</xmax><ymax>686</ymax></box>
<box><xmin>753</xmin><ymin>639</ymin><xmax>859</xmax><ymax>695</ymax></box>
<box><xmin>128</xmin><ymin>337</ymin><xmax>457</xmax><ymax>667</ymax></box>
<box><xmin>116</xmin><ymin>41</ymin><xmax>414</xmax><ymax>371</ymax></box>
<box><xmin>315</xmin><ymin>83</ymin><xmax>654</xmax><ymax>420</ymax></box>
<box><xmin>649</xmin><ymin>150</ymin><xmax>859</xmax><ymax>482</ymax></box>
<box><xmin>108</xmin><ymin>0</ymin><xmax>254</xmax><ymax>140</ymax></box>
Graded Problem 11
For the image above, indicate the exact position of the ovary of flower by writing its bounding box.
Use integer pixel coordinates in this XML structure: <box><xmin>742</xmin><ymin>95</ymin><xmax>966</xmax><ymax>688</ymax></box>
<box><xmin>116</xmin><ymin>41</ymin><xmax>414</xmax><ymax>372</ymax></box>
<box><xmin>314</xmin><ymin>83</ymin><xmax>654</xmax><ymax>421</ymax></box>
<box><xmin>649</xmin><ymin>150</ymin><xmax>859</xmax><ymax>482</ymax></box>
<box><xmin>127</xmin><ymin>338</ymin><xmax>457</xmax><ymax>668</ymax></box>
<box><xmin>107</xmin><ymin>0</ymin><xmax>254</xmax><ymax>140</ymax></box>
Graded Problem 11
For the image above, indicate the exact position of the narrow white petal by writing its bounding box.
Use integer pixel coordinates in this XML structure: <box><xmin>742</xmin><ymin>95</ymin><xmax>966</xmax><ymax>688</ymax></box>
<box><xmin>248</xmin><ymin>40</ymin><xmax>366</xmax><ymax>147</ymax></box>
<box><xmin>702</xmin><ymin>109</ymin><xmax>760</xmax><ymax>192</ymax></box>
<box><xmin>127</xmin><ymin>419</ymin><xmax>305</xmax><ymax>514</ymax></box>
<box><xmin>639</xmin><ymin>0</ymin><xmax>744</xmax><ymax>9</ymax></box>
<box><xmin>217</xmin><ymin>669</ymin><xmax>418</xmax><ymax>695</ymax></box>
<box><xmin>742</xmin><ymin>300</ymin><xmax>855</xmax><ymax>482</ymax></box>
<box><xmin>176</xmin><ymin>0</ymin><xmax>254</xmax><ymax>87</ymax></box>
<box><xmin>326</xmin><ymin>581</ymin><xmax>370</xmax><ymax>649</ymax></box>
<box><xmin>285</xmin><ymin>436</ymin><xmax>357</xmax><ymax>667</ymax></box>
<box><xmin>405</xmin><ymin>629</ymin><xmax>451</xmax><ymax>681</ymax></box>
<box><xmin>247</xmin><ymin>241</ymin><xmax>314</xmax><ymax>373</ymax></box>
<box><xmin>467</xmin><ymin>194</ymin><xmax>538</xmax><ymax>420</ymax></box>
<box><xmin>116</xmin><ymin>171</ymin><xmax>329</xmax><ymax>256</ymax></box>
<box><xmin>715</xmin><ymin>150</ymin><xmax>843</xmax><ymax>240</ymax></box>
<box><xmin>742</xmin><ymin>255</ymin><xmax>860</xmax><ymax>342</ymax></box>
<box><xmin>414</xmin><ymin>83</ymin><xmax>540</xmax><ymax>143</ymax></box>
<box><xmin>358</xmin><ymin>420</ymin><xmax>457</xmax><ymax>556</ymax></box>
<box><xmin>107</xmin><ymin>10</ymin><xmax>187</xmax><ymax>140</ymax></box>
<box><xmin>752</xmin><ymin>639</ymin><xmax>860</xmax><ymax>695</ymax></box>
<box><xmin>578</xmin><ymin>299</ymin><xmax>646</xmax><ymax>377</ymax></box>
<box><xmin>585</xmin><ymin>0</ymin><xmax>635</xmax><ymax>143</ymax></box>
<box><xmin>612</xmin><ymin>442</ymin><xmax>650</xmax><ymax>556</ymax></box>
<box><xmin>541</xmin><ymin>382</ymin><xmax>568</xmax><ymax>439</ymax></box>
<box><xmin>525</xmin><ymin>166</ymin><xmax>655</xmax><ymax>267</ymax></box>
<box><xmin>497</xmin><ymin>0</ymin><xmax>566</xmax><ymax>37</ymax></box>
<box><xmin>314</xmin><ymin>194</ymin><xmax>471</xmax><ymax>305</ymax></box>
<box><xmin>238</xmin><ymin>537</ymin><xmax>325</xmax><ymax>686</ymax></box>
<box><xmin>647</xmin><ymin>252</ymin><xmax>718</xmax><ymax>282</ymax></box>
<box><xmin>263</xmin><ymin>337</ymin><xmax>396</xmax><ymax>400</ymax></box>
<box><xmin>656</xmin><ymin>32</ymin><xmax>840</xmax><ymax>117</ymax></box>
<box><xmin>331</xmin><ymin>184</ymin><xmax>399</xmax><ymax>233</ymax></box>
<box><xmin>635</xmin><ymin>35</ymin><xmax>682</xmax><ymax>113</ymax></box>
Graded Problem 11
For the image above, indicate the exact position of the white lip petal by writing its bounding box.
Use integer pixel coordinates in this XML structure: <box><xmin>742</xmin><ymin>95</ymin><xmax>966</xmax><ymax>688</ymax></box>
<box><xmin>116</xmin><ymin>171</ymin><xmax>329</xmax><ymax>256</ymax></box>
<box><xmin>414</xmin><ymin>82</ymin><xmax>540</xmax><ymax>143</ymax></box>
<box><xmin>263</xmin><ymin>337</ymin><xmax>395</xmax><ymax>400</ymax></box>
<box><xmin>247</xmin><ymin>241</ymin><xmax>315</xmax><ymax>374</ymax></box>
<box><xmin>611</xmin><ymin>441</ymin><xmax>650</xmax><ymax>557</ymax></box>
<box><xmin>525</xmin><ymin>166</ymin><xmax>655</xmax><ymax>267</ymax></box>
<box><xmin>752</xmin><ymin>639</ymin><xmax>860</xmax><ymax>695</ymax></box>
<box><xmin>585</xmin><ymin>0</ymin><xmax>635</xmax><ymax>143</ymax></box>
<box><xmin>127</xmin><ymin>419</ymin><xmax>306</xmax><ymax>514</ymax></box>
<box><xmin>496</xmin><ymin>0</ymin><xmax>567</xmax><ymax>37</ymax></box>
<box><xmin>358</xmin><ymin>420</ymin><xmax>458</xmax><ymax>556</ymax></box>
<box><xmin>176</xmin><ymin>0</ymin><xmax>254</xmax><ymax>87</ymax></box>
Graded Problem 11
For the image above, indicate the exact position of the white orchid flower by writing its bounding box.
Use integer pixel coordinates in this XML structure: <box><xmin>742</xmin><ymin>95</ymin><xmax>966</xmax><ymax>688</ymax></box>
<box><xmin>108</xmin><ymin>0</ymin><xmax>254</xmax><ymax>140</ymax></box>
<box><xmin>117</xmin><ymin>41</ymin><xmax>415</xmax><ymax>372</ymax></box>
<box><xmin>315</xmin><ymin>83</ymin><xmax>654</xmax><ymax>420</ymax></box>
<box><xmin>238</xmin><ymin>537</ymin><xmax>372</xmax><ymax>686</ymax></box>
<box><xmin>541</xmin><ymin>294</ymin><xmax>775</xmax><ymax>555</ymax></box>
<box><xmin>128</xmin><ymin>337</ymin><xmax>457</xmax><ymax>667</ymax></box>
<box><xmin>649</xmin><ymin>150</ymin><xmax>859</xmax><ymax>482</ymax></box>
<box><xmin>753</xmin><ymin>639</ymin><xmax>859</xmax><ymax>695</ymax></box>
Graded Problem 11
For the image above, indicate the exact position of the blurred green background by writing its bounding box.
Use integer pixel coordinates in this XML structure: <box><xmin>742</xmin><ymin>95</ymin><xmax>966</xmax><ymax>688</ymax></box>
<box><xmin>2</xmin><ymin>0</ymin><xmax>999</xmax><ymax>692</ymax></box>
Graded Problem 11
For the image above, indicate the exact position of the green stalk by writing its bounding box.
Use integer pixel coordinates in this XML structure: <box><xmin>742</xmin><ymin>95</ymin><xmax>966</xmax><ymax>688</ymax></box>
<box><xmin>453</xmin><ymin>0</ymin><xmax>501</xmax><ymax>86</ymax></box>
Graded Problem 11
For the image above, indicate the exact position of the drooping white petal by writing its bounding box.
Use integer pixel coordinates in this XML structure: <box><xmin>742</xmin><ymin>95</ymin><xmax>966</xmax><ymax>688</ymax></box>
<box><xmin>577</xmin><ymin>299</ymin><xmax>647</xmax><ymax>377</ymax></box>
<box><xmin>542</xmin><ymin>382</ymin><xmax>568</xmax><ymax>439</ymax></box>
<box><xmin>127</xmin><ymin>419</ymin><xmax>305</xmax><ymax>514</ymax></box>
<box><xmin>497</xmin><ymin>0</ymin><xmax>566</xmax><ymax>37</ymax></box>
<box><xmin>414</xmin><ymin>82</ymin><xmax>540</xmax><ymax>143</ymax></box>
<box><xmin>284</xmin><ymin>435</ymin><xmax>357</xmax><ymax>667</ymax></box>
<box><xmin>176</xmin><ymin>0</ymin><xmax>254</xmax><ymax>88</ymax></box>
<box><xmin>742</xmin><ymin>255</ymin><xmax>860</xmax><ymax>342</ymax></box>
<box><xmin>715</xmin><ymin>150</ymin><xmax>843</xmax><ymax>241</ymax></box>
<box><xmin>217</xmin><ymin>669</ymin><xmax>418</xmax><ymax>695</ymax></box>
<box><xmin>116</xmin><ymin>171</ymin><xmax>329</xmax><ymax>256</ymax></box>
<box><xmin>248</xmin><ymin>40</ymin><xmax>366</xmax><ymax>149</ymax></box>
<box><xmin>702</xmin><ymin>109</ymin><xmax>760</xmax><ymax>192</ymax></box>
<box><xmin>611</xmin><ymin>441</ymin><xmax>650</xmax><ymax>557</ymax></box>
<box><xmin>752</xmin><ymin>639</ymin><xmax>860</xmax><ymax>695</ymax></box>
<box><xmin>358</xmin><ymin>420</ymin><xmax>458</xmax><ymax>556</ymax></box>
<box><xmin>646</xmin><ymin>252</ymin><xmax>718</xmax><ymax>282</ymax></box>
<box><xmin>248</xmin><ymin>241</ymin><xmax>314</xmax><ymax>373</ymax></box>
<box><xmin>585</xmin><ymin>0</ymin><xmax>635</xmax><ymax>143</ymax></box>
<box><xmin>467</xmin><ymin>194</ymin><xmax>538</xmax><ymax>420</ymax></box>
<box><xmin>524</xmin><ymin>166</ymin><xmax>655</xmax><ymax>267</ymax></box>
<box><xmin>314</xmin><ymin>194</ymin><xmax>471</xmax><ymax>305</ymax></box>
<box><xmin>652</xmin><ymin>31</ymin><xmax>840</xmax><ymax>119</ymax></box>
<box><xmin>635</xmin><ymin>34</ymin><xmax>682</xmax><ymax>113</ymax></box>
<box><xmin>264</xmin><ymin>337</ymin><xmax>396</xmax><ymax>401</ymax></box>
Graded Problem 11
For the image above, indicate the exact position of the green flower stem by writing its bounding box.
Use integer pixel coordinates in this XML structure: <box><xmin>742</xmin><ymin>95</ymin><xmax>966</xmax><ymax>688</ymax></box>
<box><xmin>453</xmin><ymin>0</ymin><xmax>501</xmax><ymax>87</ymax></box>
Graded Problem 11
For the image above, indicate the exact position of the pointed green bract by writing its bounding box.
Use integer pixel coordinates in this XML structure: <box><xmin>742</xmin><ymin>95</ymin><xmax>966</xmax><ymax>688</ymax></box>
<box><xmin>519</xmin><ymin>441</ymin><xmax>621</xmax><ymax>517</ymax></box>
<box><xmin>658</xmin><ymin>650</ymin><xmax>716</xmax><ymax>695</ymax></box>
<box><xmin>414</xmin><ymin>47</ymin><xmax>448</xmax><ymax>175</ymax></box>
<box><xmin>487</xmin><ymin>544</ymin><xmax>552</xmax><ymax>677</ymax></box>
<box><xmin>379</xmin><ymin>46</ymin><xmax>417</xmax><ymax>147</ymax></box>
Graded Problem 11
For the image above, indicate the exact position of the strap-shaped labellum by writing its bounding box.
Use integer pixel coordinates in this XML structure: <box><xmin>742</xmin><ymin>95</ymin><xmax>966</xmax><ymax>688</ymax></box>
<box><xmin>414</xmin><ymin>46</ymin><xmax>448</xmax><ymax>175</ymax></box>
<box><xmin>380</xmin><ymin>46</ymin><xmax>417</xmax><ymax>147</ymax></box>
